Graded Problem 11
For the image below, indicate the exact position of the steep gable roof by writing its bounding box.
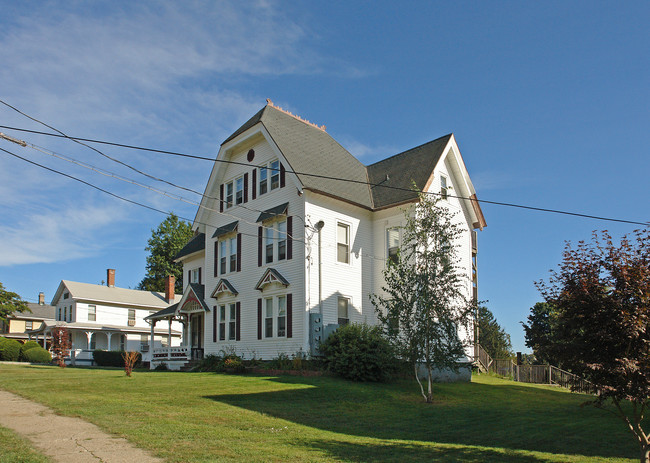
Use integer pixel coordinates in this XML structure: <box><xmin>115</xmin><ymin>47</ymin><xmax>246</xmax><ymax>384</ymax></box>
<box><xmin>223</xmin><ymin>103</ymin><xmax>373</xmax><ymax>209</ymax></box>
<box><xmin>367</xmin><ymin>134</ymin><xmax>452</xmax><ymax>209</ymax></box>
<box><xmin>174</xmin><ymin>232</ymin><xmax>205</xmax><ymax>261</ymax></box>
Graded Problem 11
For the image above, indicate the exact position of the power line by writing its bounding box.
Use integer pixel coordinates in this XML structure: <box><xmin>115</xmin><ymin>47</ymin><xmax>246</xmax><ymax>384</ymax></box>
<box><xmin>1</xmin><ymin>105</ymin><xmax>648</xmax><ymax>226</ymax></box>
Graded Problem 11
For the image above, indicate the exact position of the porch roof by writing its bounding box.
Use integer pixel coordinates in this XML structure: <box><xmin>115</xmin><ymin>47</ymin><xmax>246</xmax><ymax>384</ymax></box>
<box><xmin>28</xmin><ymin>320</ymin><xmax>181</xmax><ymax>336</ymax></box>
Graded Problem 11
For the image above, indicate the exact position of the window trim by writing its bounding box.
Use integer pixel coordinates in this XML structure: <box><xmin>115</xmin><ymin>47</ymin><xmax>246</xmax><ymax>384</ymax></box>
<box><xmin>440</xmin><ymin>174</ymin><xmax>448</xmax><ymax>200</ymax></box>
<box><xmin>386</xmin><ymin>227</ymin><xmax>400</xmax><ymax>264</ymax></box>
<box><xmin>88</xmin><ymin>304</ymin><xmax>96</xmax><ymax>322</ymax></box>
<box><xmin>235</xmin><ymin>176</ymin><xmax>244</xmax><ymax>205</ymax></box>
<box><xmin>225</xmin><ymin>181</ymin><xmax>234</xmax><ymax>209</ymax></box>
<box><xmin>270</xmin><ymin>160</ymin><xmax>280</xmax><ymax>191</ymax></box>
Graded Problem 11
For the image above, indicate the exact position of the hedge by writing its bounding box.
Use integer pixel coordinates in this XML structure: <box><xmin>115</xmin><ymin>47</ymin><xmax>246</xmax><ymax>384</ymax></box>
<box><xmin>93</xmin><ymin>350</ymin><xmax>141</xmax><ymax>367</ymax></box>
<box><xmin>19</xmin><ymin>340</ymin><xmax>41</xmax><ymax>361</ymax></box>
<box><xmin>0</xmin><ymin>337</ymin><xmax>22</xmax><ymax>361</ymax></box>
<box><xmin>23</xmin><ymin>346</ymin><xmax>52</xmax><ymax>363</ymax></box>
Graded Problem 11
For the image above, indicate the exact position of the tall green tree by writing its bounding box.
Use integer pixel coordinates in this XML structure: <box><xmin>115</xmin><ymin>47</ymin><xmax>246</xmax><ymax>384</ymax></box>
<box><xmin>371</xmin><ymin>191</ymin><xmax>473</xmax><ymax>403</ymax></box>
<box><xmin>536</xmin><ymin>229</ymin><xmax>650</xmax><ymax>463</ymax></box>
<box><xmin>0</xmin><ymin>282</ymin><xmax>28</xmax><ymax>324</ymax></box>
<box><xmin>478</xmin><ymin>305</ymin><xmax>513</xmax><ymax>359</ymax></box>
<box><xmin>521</xmin><ymin>301</ymin><xmax>564</xmax><ymax>367</ymax></box>
<box><xmin>138</xmin><ymin>213</ymin><xmax>193</xmax><ymax>293</ymax></box>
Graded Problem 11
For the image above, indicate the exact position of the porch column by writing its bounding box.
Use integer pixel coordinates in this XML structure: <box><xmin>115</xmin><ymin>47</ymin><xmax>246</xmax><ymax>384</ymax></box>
<box><xmin>107</xmin><ymin>332</ymin><xmax>113</xmax><ymax>351</ymax></box>
<box><xmin>85</xmin><ymin>331</ymin><xmax>92</xmax><ymax>350</ymax></box>
<box><xmin>42</xmin><ymin>330</ymin><xmax>47</xmax><ymax>348</ymax></box>
<box><xmin>167</xmin><ymin>317</ymin><xmax>172</xmax><ymax>346</ymax></box>
<box><xmin>149</xmin><ymin>320</ymin><xmax>155</xmax><ymax>353</ymax></box>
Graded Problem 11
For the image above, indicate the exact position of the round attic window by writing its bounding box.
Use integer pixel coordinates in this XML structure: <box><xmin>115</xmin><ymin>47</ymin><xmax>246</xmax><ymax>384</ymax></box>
<box><xmin>247</xmin><ymin>149</ymin><xmax>255</xmax><ymax>162</ymax></box>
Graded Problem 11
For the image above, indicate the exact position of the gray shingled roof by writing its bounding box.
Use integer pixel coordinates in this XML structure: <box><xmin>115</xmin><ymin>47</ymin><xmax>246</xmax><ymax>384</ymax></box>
<box><xmin>175</xmin><ymin>233</ymin><xmax>206</xmax><ymax>260</ymax></box>
<box><xmin>367</xmin><ymin>135</ymin><xmax>452</xmax><ymax>209</ymax></box>
<box><xmin>224</xmin><ymin>105</ymin><xmax>373</xmax><ymax>209</ymax></box>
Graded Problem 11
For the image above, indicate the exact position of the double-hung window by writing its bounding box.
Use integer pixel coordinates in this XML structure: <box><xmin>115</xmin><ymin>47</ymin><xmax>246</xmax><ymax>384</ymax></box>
<box><xmin>128</xmin><ymin>309</ymin><xmax>136</xmax><ymax>326</ymax></box>
<box><xmin>229</xmin><ymin>303</ymin><xmax>237</xmax><ymax>340</ymax></box>
<box><xmin>263</xmin><ymin>220</ymin><xmax>287</xmax><ymax>264</ymax></box>
<box><xmin>259</xmin><ymin>165</ymin><xmax>268</xmax><ymax>195</ymax></box>
<box><xmin>229</xmin><ymin>236</ymin><xmax>237</xmax><ymax>272</ymax></box>
<box><xmin>337</xmin><ymin>222</ymin><xmax>350</xmax><ymax>264</ymax></box>
<box><xmin>277</xmin><ymin>296</ymin><xmax>286</xmax><ymax>337</ymax></box>
<box><xmin>265</xmin><ymin>227</ymin><xmax>275</xmax><ymax>264</ymax></box>
<box><xmin>387</xmin><ymin>228</ymin><xmax>400</xmax><ymax>264</ymax></box>
<box><xmin>440</xmin><ymin>175</ymin><xmax>448</xmax><ymax>200</ymax></box>
<box><xmin>225</xmin><ymin>182</ymin><xmax>234</xmax><ymax>208</ymax></box>
<box><xmin>277</xmin><ymin>221</ymin><xmax>287</xmax><ymax>261</ymax></box>
<box><xmin>220</xmin><ymin>241</ymin><xmax>227</xmax><ymax>274</ymax></box>
<box><xmin>219</xmin><ymin>305</ymin><xmax>226</xmax><ymax>341</ymax></box>
<box><xmin>25</xmin><ymin>321</ymin><xmax>33</xmax><ymax>330</ymax></box>
<box><xmin>270</xmin><ymin>160</ymin><xmax>280</xmax><ymax>190</ymax></box>
<box><xmin>338</xmin><ymin>297</ymin><xmax>350</xmax><ymax>325</ymax></box>
<box><xmin>190</xmin><ymin>268</ymin><xmax>200</xmax><ymax>284</ymax></box>
<box><xmin>235</xmin><ymin>177</ymin><xmax>244</xmax><ymax>205</ymax></box>
<box><xmin>265</xmin><ymin>298</ymin><xmax>274</xmax><ymax>338</ymax></box>
<box><xmin>88</xmin><ymin>305</ymin><xmax>96</xmax><ymax>322</ymax></box>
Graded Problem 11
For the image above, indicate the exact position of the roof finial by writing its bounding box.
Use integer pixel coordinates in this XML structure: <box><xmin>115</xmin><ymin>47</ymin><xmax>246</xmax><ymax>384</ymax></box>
<box><xmin>264</xmin><ymin>98</ymin><xmax>327</xmax><ymax>132</ymax></box>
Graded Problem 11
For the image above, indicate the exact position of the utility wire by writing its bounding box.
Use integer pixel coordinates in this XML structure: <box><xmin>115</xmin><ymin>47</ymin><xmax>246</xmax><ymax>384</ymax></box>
<box><xmin>1</xmin><ymin>105</ymin><xmax>648</xmax><ymax>226</ymax></box>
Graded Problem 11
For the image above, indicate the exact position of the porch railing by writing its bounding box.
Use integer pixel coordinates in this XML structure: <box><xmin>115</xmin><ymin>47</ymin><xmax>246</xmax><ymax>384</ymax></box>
<box><xmin>152</xmin><ymin>346</ymin><xmax>189</xmax><ymax>361</ymax></box>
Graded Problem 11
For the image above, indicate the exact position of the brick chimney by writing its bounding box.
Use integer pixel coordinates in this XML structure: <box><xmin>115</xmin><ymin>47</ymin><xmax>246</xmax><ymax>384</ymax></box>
<box><xmin>38</xmin><ymin>292</ymin><xmax>45</xmax><ymax>305</ymax></box>
<box><xmin>107</xmin><ymin>269</ymin><xmax>115</xmax><ymax>287</ymax></box>
<box><xmin>165</xmin><ymin>275</ymin><xmax>175</xmax><ymax>303</ymax></box>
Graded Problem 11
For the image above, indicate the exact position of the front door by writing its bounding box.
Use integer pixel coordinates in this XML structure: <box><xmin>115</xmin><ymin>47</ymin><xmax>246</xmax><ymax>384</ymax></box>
<box><xmin>190</xmin><ymin>313</ymin><xmax>204</xmax><ymax>360</ymax></box>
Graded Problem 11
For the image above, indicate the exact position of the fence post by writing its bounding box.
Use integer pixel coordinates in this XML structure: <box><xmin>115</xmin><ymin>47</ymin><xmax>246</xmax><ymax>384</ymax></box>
<box><xmin>549</xmin><ymin>365</ymin><xmax>552</xmax><ymax>385</ymax></box>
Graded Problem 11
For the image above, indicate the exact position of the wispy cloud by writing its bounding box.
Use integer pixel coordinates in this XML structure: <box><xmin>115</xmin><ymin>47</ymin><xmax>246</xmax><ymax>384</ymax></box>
<box><xmin>0</xmin><ymin>1</ymin><xmax>364</xmax><ymax>268</ymax></box>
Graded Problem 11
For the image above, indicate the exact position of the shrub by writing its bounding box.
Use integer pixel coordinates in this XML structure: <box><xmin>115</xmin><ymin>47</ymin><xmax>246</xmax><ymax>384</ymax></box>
<box><xmin>269</xmin><ymin>353</ymin><xmax>293</xmax><ymax>370</ymax></box>
<box><xmin>223</xmin><ymin>356</ymin><xmax>245</xmax><ymax>373</ymax></box>
<box><xmin>154</xmin><ymin>362</ymin><xmax>169</xmax><ymax>371</ymax></box>
<box><xmin>0</xmin><ymin>337</ymin><xmax>22</xmax><ymax>361</ymax></box>
<box><xmin>22</xmin><ymin>346</ymin><xmax>52</xmax><ymax>364</ymax></box>
<box><xmin>192</xmin><ymin>354</ymin><xmax>224</xmax><ymax>372</ymax></box>
<box><xmin>93</xmin><ymin>350</ymin><xmax>141</xmax><ymax>367</ymax></box>
<box><xmin>19</xmin><ymin>341</ymin><xmax>41</xmax><ymax>361</ymax></box>
<box><xmin>319</xmin><ymin>324</ymin><xmax>397</xmax><ymax>382</ymax></box>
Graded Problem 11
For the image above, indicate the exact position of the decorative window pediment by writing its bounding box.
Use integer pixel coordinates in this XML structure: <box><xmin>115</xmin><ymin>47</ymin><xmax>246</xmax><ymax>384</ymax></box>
<box><xmin>256</xmin><ymin>202</ymin><xmax>288</xmax><ymax>222</ymax></box>
<box><xmin>255</xmin><ymin>268</ymin><xmax>290</xmax><ymax>291</ymax></box>
<box><xmin>212</xmin><ymin>221</ymin><xmax>239</xmax><ymax>239</ymax></box>
<box><xmin>177</xmin><ymin>283</ymin><xmax>210</xmax><ymax>313</ymax></box>
<box><xmin>211</xmin><ymin>279</ymin><xmax>239</xmax><ymax>298</ymax></box>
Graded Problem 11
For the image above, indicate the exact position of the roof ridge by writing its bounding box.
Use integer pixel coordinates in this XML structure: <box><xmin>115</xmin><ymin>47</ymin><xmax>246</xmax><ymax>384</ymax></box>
<box><xmin>366</xmin><ymin>133</ymin><xmax>453</xmax><ymax>167</ymax></box>
<box><xmin>265</xmin><ymin>99</ymin><xmax>327</xmax><ymax>132</ymax></box>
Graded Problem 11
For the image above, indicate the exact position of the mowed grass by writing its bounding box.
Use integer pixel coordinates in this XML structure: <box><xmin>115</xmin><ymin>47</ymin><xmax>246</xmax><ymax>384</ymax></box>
<box><xmin>0</xmin><ymin>426</ymin><xmax>52</xmax><ymax>463</ymax></box>
<box><xmin>0</xmin><ymin>364</ymin><xmax>643</xmax><ymax>463</ymax></box>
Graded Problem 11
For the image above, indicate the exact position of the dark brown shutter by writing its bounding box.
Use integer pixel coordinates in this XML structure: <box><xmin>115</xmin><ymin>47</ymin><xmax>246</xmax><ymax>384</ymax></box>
<box><xmin>252</xmin><ymin>169</ymin><xmax>257</xmax><ymax>199</ymax></box>
<box><xmin>257</xmin><ymin>298</ymin><xmax>262</xmax><ymax>340</ymax></box>
<box><xmin>236</xmin><ymin>302</ymin><xmax>241</xmax><ymax>341</ymax></box>
<box><xmin>257</xmin><ymin>226</ymin><xmax>263</xmax><ymax>267</ymax></box>
<box><xmin>220</xmin><ymin>184</ymin><xmax>224</xmax><ymax>212</ymax></box>
<box><xmin>243</xmin><ymin>173</ymin><xmax>249</xmax><ymax>203</ymax></box>
<box><xmin>198</xmin><ymin>267</ymin><xmax>202</xmax><ymax>285</ymax></box>
<box><xmin>280</xmin><ymin>163</ymin><xmax>286</xmax><ymax>188</ymax></box>
<box><xmin>287</xmin><ymin>216</ymin><xmax>293</xmax><ymax>260</ymax></box>
<box><xmin>213</xmin><ymin>306</ymin><xmax>217</xmax><ymax>342</ymax></box>
<box><xmin>287</xmin><ymin>293</ymin><xmax>292</xmax><ymax>338</ymax></box>
<box><xmin>214</xmin><ymin>241</ymin><xmax>218</xmax><ymax>277</ymax></box>
<box><xmin>188</xmin><ymin>270</ymin><xmax>191</xmax><ymax>285</ymax></box>
<box><xmin>236</xmin><ymin>233</ymin><xmax>242</xmax><ymax>272</ymax></box>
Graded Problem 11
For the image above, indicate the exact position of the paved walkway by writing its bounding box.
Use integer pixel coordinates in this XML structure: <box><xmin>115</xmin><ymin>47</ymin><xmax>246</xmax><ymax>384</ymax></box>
<box><xmin>0</xmin><ymin>390</ymin><xmax>163</xmax><ymax>463</ymax></box>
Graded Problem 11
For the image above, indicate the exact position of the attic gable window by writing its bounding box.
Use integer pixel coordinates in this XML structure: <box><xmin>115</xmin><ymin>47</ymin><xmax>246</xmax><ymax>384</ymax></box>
<box><xmin>259</xmin><ymin>165</ymin><xmax>268</xmax><ymax>195</ymax></box>
<box><xmin>440</xmin><ymin>175</ymin><xmax>448</xmax><ymax>200</ymax></box>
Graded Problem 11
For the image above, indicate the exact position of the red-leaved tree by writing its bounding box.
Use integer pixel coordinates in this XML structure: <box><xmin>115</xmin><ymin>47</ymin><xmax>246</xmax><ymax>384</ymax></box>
<box><xmin>536</xmin><ymin>229</ymin><xmax>650</xmax><ymax>462</ymax></box>
<box><xmin>51</xmin><ymin>326</ymin><xmax>71</xmax><ymax>368</ymax></box>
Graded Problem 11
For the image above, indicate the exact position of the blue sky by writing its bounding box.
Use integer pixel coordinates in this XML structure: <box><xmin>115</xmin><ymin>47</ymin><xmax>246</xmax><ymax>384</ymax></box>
<box><xmin>1</xmin><ymin>1</ymin><xmax>648</xmax><ymax>353</ymax></box>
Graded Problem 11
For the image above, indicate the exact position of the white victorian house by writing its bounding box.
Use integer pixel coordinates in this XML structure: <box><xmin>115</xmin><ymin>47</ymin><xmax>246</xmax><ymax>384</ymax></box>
<box><xmin>36</xmin><ymin>269</ymin><xmax>183</xmax><ymax>365</ymax></box>
<box><xmin>149</xmin><ymin>100</ymin><xmax>486</xmax><ymax>371</ymax></box>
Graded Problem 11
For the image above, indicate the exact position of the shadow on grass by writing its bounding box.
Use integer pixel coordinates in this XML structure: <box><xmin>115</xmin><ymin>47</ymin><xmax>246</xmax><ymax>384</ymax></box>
<box><xmin>206</xmin><ymin>375</ymin><xmax>637</xmax><ymax>461</ymax></box>
<box><xmin>301</xmin><ymin>439</ymin><xmax>555</xmax><ymax>463</ymax></box>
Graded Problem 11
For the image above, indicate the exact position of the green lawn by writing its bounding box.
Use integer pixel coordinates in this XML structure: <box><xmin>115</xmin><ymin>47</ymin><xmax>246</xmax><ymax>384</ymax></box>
<box><xmin>0</xmin><ymin>426</ymin><xmax>52</xmax><ymax>463</ymax></box>
<box><xmin>0</xmin><ymin>364</ymin><xmax>643</xmax><ymax>462</ymax></box>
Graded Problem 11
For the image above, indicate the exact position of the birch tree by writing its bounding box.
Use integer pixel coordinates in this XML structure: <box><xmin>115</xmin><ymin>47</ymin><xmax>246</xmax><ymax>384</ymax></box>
<box><xmin>371</xmin><ymin>191</ymin><xmax>473</xmax><ymax>403</ymax></box>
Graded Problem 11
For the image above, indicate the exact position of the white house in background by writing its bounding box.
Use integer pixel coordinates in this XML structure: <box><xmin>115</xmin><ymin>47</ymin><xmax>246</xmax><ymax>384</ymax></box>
<box><xmin>149</xmin><ymin>100</ymin><xmax>486</xmax><ymax>372</ymax></box>
<box><xmin>34</xmin><ymin>269</ymin><xmax>183</xmax><ymax>365</ymax></box>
